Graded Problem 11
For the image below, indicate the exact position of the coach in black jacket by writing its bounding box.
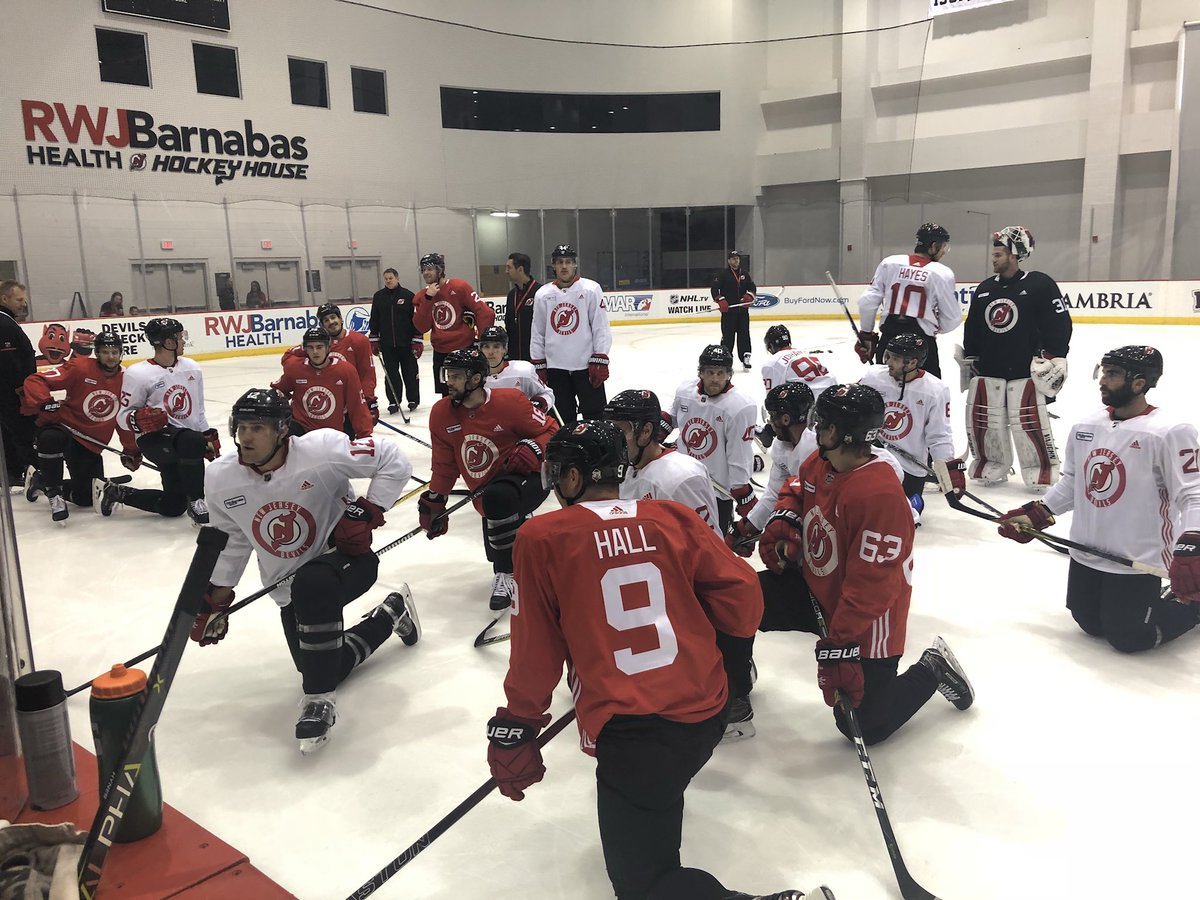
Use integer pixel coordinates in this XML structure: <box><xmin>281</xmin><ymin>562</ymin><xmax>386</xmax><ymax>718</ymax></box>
<box><xmin>711</xmin><ymin>250</ymin><xmax>756</xmax><ymax>370</ymax></box>
<box><xmin>368</xmin><ymin>267</ymin><xmax>420</xmax><ymax>412</ymax></box>
<box><xmin>0</xmin><ymin>280</ymin><xmax>35</xmax><ymax>485</ymax></box>
<box><xmin>503</xmin><ymin>252</ymin><xmax>541</xmax><ymax>362</ymax></box>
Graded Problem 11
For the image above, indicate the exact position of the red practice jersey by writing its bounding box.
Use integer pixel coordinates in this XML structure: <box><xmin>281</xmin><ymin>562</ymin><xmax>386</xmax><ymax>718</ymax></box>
<box><xmin>21</xmin><ymin>356</ymin><xmax>124</xmax><ymax>450</ymax></box>
<box><xmin>282</xmin><ymin>329</ymin><xmax>376</xmax><ymax>402</ymax></box>
<box><xmin>272</xmin><ymin>356</ymin><xmax>373</xmax><ymax>439</ymax></box>
<box><xmin>777</xmin><ymin>451</ymin><xmax>915</xmax><ymax>657</ymax></box>
<box><xmin>412</xmin><ymin>278</ymin><xmax>495</xmax><ymax>352</ymax></box>
<box><xmin>428</xmin><ymin>387</ymin><xmax>557</xmax><ymax>511</ymax></box>
<box><xmin>508</xmin><ymin>498</ymin><xmax>763</xmax><ymax>752</ymax></box>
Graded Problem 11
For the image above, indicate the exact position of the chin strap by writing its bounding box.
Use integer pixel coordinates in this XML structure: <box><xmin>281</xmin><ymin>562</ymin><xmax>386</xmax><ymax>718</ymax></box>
<box><xmin>238</xmin><ymin>435</ymin><xmax>288</xmax><ymax>474</ymax></box>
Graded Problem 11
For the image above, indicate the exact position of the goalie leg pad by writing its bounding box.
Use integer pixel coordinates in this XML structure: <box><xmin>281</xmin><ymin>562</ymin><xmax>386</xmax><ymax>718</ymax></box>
<box><xmin>1007</xmin><ymin>378</ymin><xmax>1060</xmax><ymax>490</ymax></box>
<box><xmin>965</xmin><ymin>377</ymin><xmax>1011</xmax><ymax>483</ymax></box>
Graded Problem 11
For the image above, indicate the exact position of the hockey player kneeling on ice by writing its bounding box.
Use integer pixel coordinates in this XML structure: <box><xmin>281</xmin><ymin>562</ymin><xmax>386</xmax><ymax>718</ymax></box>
<box><xmin>197</xmin><ymin>389</ymin><xmax>420</xmax><ymax>754</ymax></box>
<box><xmin>744</xmin><ymin>384</ymin><xmax>973</xmax><ymax>746</ymax></box>
<box><xmin>271</xmin><ymin>326</ymin><xmax>373</xmax><ymax>439</ymax></box>
<box><xmin>998</xmin><ymin>346</ymin><xmax>1200</xmax><ymax>653</ymax></box>
<box><xmin>961</xmin><ymin>225</ymin><xmax>1071</xmax><ymax>491</ymax></box>
<box><xmin>418</xmin><ymin>347</ymin><xmax>558</xmax><ymax>611</ymax></box>
<box><xmin>478</xmin><ymin>325</ymin><xmax>556</xmax><ymax>414</ymax></box>
<box><xmin>756</xmin><ymin>325</ymin><xmax>837</xmax><ymax>450</ymax></box>
<box><xmin>490</xmin><ymin>421</ymin><xmax>833</xmax><ymax>900</ymax></box>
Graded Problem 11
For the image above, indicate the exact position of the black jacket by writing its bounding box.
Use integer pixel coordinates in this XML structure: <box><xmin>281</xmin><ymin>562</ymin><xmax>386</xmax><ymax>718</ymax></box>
<box><xmin>964</xmin><ymin>270</ymin><xmax>1072</xmax><ymax>381</ymax></box>
<box><xmin>711</xmin><ymin>266</ymin><xmax>756</xmax><ymax>307</ymax></box>
<box><xmin>0</xmin><ymin>307</ymin><xmax>35</xmax><ymax>404</ymax></box>
<box><xmin>369</xmin><ymin>284</ymin><xmax>418</xmax><ymax>346</ymax></box>
<box><xmin>504</xmin><ymin>278</ymin><xmax>541</xmax><ymax>362</ymax></box>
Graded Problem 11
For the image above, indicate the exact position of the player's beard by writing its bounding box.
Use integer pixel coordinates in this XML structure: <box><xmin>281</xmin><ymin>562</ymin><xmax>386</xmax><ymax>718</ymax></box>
<box><xmin>1101</xmin><ymin>381</ymin><xmax>1137</xmax><ymax>408</ymax></box>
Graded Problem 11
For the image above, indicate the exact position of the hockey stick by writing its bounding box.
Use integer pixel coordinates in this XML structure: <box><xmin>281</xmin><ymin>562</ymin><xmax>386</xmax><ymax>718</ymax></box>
<box><xmin>64</xmin><ymin>485</ymin><xmax>485</xmax><ymax>697</ymax></box>
<box><xmin>475</xmin><ymin>629</ymin><xmax>511</xmax><ymax>646</ymax></box>
<box><xmin>343</xmin><ymin>707</ymin><xmax>578</xmax><ymax>899</ymax></box>
<box><xmin>375</xmin><ymin>417</ymin><xmax>432</xmax><ymax>450</ymax></box>
<box><xmin>378</xmin><ymin>363</ymin><xmax>411</xmax><ymax>424</ymax></box>
<box><xmin>473</xmin><ymin>609</ymin><xmax>508</xmax><ymax>647</ymax></box>
<box><xmin>806</xmin><ymin>589</ymin><xmax>941</xmax><ymax>900</ymax></box>
<box><xmin>77</xmin><ymin>525</ymin><xmax>228</xmax><ymax>899</ymax></box>
<box><xmin>825</xmin><ymin>271</ymin><xmax>863</xmax><ymax>341</ymax></box>
<box><xmin>61</xmin><ymin>424</ymin><xmax>162</xmax><ymax>471</ymax></box>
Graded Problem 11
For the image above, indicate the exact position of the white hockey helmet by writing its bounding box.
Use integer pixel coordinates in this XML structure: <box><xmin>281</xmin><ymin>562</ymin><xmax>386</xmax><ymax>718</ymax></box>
<box><xmin>992</xmin><ymin>226</ymin><xmax>1035</xmax><ymax>261</ymax></box>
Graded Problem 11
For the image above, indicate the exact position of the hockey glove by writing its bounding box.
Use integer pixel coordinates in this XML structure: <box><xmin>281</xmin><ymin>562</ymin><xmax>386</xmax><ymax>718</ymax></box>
<box><xmin>532</xmin><ymin>358</ymin><xmax>548</xmax><ymax>385</ymax></box>
<box><xmin>933</xmin><ymin>457</ymin><xmax>967</xmax><ymax>496</ymax></box>
<box><xmin>463</xmin><ymin>309</ymin><xmax>477</xmax><ymax>330</ymax></box>
<box><xmin>333</xmin><ymin>496</ymin><xmax>386</xmax><ymax>556</ymax></box>
<box><xmin>418</xmin><ymin>490</ymin><xmax>449</xmax><ymax>539</ymax></box>
<box><xmin>203</xmin><ymin>428</ymin><xmax>221</xmax><ymax>461</ymax></box>
<box><xmin>1169</xmin><ymin>532</ymin><xmax>1200</xmax><ymax>603</ymax></box>
<box><xmin>731</xmin><ymin>483</ymin><xmax>757</xmax><ymax>518</ymax></box>
<box><xmin>953</xmin><ymin>344</ymin><xmax>979</xmax><ymax>393</ymax></box>
<box><xmin>1030</xmin><ymin>354</ymin><xmax>1068</xmax><ymax>397</ymax></box>
<box><xmin>487</xmin><ymin>707</ymin><xmax>551</xmax><ymax>801</ymax></box>
<box><xmin>411</xmin><ymin>339</ymin><xmax>424</xmax><ymax>360</ymax></box>
<box><xmin>119</xmin><ymin>452</ymin><xmax>142</xmax><ymax>472</ymax></box>
<box><xmin>369</xmin><ymin>336</ymin><xmax>381</xmax><ymax>355</ymax></box>
<box><xmin>997</xmin><ymin>501</ymin><xmax>1055</xmax><ymax>544</ymax></box>
<box><xmin>759</xmin><ymin>508</ymin><xmax>803</xmax><ymax>574</ymax></box>
<box><xmin>131</xmin><ymin>405</ymin><xmax>168</xmax><ymax>435</ymax></box>
<box><xmin>854</xmin><ymin>330</ymin><xmax>879</xmax><ymax>365</ymax></box>
<box><xmin>717</xmin><ymin>298</ymin><xmax>730</xmax><ymax>313</ymax></box>
<box><xmin>725</xmin><ymin>519</ymin><xmax>761</xmax><ymax>558</ymax></box>
<box><xmin>656</xmin><ymin>411</ymin><xmax>674</xmax><ymax>443</ymax></box>
<box><xmin>815</xmin><ymin>638</ymin><xmax>864</xmax><ymax>708</ymax></box>
<box><xmin>587</xmin><ymin>353</ymin><xmax>610</xmax><ymax>388</ymax></box>
<box><xmin>367</xmin><ymin>400</ymin><xmax>380</xmax><ymax>426</ymax></box>
<box><xmin>501</xmin><ymin>438</ymin><xmax>543</xmax><ymax>476</ymax></box>
<box><xmin>191</xmin><ymin>584</ymin><xmax>234</xmax><ymax>646</ymax></box>
<box><xmin>35</xmin><ymin>401</ymin><xmax>63</xmax><ymax>427</ymax></box>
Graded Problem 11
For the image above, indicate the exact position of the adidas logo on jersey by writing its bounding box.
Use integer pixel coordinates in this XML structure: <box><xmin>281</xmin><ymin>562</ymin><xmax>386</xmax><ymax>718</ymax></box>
<box><xmin>300</xmin><ymin>480</ymin><xmax>315</xmax><ymax>490</ymax></box>
<box><xmin>494</xmin><ymin>424</ymin><xmax>504</xmax><ymax>432</ymax></box>
<box><xmin>1131</xmin><ymin>440</ymin><xmax>1142</xmax><ymax>449</ymax></box>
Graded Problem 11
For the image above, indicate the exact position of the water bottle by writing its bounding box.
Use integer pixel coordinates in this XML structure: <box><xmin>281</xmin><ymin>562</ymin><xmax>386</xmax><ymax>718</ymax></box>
<box><xmin>89</xmin><ymin>664</ymin><xmax>163</xmax><ymax>842</ymax></box>
<box><xmin>15</xmin><ymin>669</ymin><xmax>79</xmax><ymax>810</ymax></box>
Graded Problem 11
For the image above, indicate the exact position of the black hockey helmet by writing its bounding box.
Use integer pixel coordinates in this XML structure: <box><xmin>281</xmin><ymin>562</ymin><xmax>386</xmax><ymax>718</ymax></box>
<box><xmin>813</xmin><ymin>383</ymin><xmax>885</xmax><ymax>446</ymax></box>
<box><xmin>916</xmin><ymin>222</ymin><xmax>950</xmax><ymax>247</ymax></box>
<box><xmin>302</xmin><ymin>327</ymin><xmax>331</xmax><ymax>346</ymax></box>
<box><xmin>604</xmin><ymin>389</ymin><xmax>661</xmax><ymax>425</ymax></box>
<box><xmin>229</xmin><ymin>388</ymin><xmax>291</xmax><ymax>437</ymax></box>
<box><xmin>419</xmin><ymin>252</ymin><xmax>445</xmax><ymax>272</ymax></box>
<box><xmin>992</xmin><ymin>225</ymin><xmax>1035</xmax><ymax>261</ymax></box>
<box><xmin>765</xmin><ymin>382</ymin><xmax>814</xmax><ymax>424</ymax></box>
<box><xmin>764</xmin><ymin>324</ymin><xmax>792</xmax><ymax>353</ymax></box>
<box><xmin>440</xmin><ymin>346</ymin><xmax>489</xmax><ymax>380</ymax></box>
<box><xmin>1100</xmin><ymin>345</ymin><xmax>1163</xmax><ymax>388</ymax></box>
<box><xmin>884</xmin><ymin>332</ymin><xmax>930</xmax><ymax>366</ymax></box>
<box><xmin>551</xmin><ymin>244</ymin><xmax>577</xmax><ymax>262</ymax></box>
<box><xmin>316</xmin><ymin>303</ymin><xmax>341</xmax><ymax>323</ymax></box>
<box><xmin>478</xmin><ymin>325</ymin><xmax>508</xmax><ymax>346</ymax></box>
<box><xmin>94</xmin><ymin>331</ymin><xmax>123</xmax><ymax>354</ymax></box>
<box><xmin>142</xmin><ymin>317</ymin><xmax>184</xmax><ymax>347</ymax></box>
<box><xmin>698</xmin><ymin>343</ymin><xmax>734</xmax><ymax>372</ymax></box>
<box><xmin>543</xmin><ymin>420</ymin><xmax>629</xmax><ymax>501</ymax></box>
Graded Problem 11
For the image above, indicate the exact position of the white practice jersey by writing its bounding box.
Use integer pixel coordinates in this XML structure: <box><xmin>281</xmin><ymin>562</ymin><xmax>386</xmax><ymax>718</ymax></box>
<box><xmin>620</xmin><ymin>448</ymin><xmax>720</xmax><ymax>534</ymax></box>
<box><xmin>119</xmin><ymin>356</ymin><xmax>210</xmax><ymax>433</ymax></box>
<box><xmin>668</xmin><ymin>379</ymin><xmax>758</xmax><ymax>491</ymax></box>
<box><xmin>488</xmin><ymin>360</ymin><xmax>555</xmax><ymax>411</ymax></box>
<box><xmin>859</xmin><ymin>366</ymin><xmax>955</xmax><ymax>476</ymax></box>
<box><xmin>760</xmin><ymin>348</ymin><xmax>838</xmax><ymax>400</ymax></box>
<box><xmin>530</xmin><ymin>276</ymin><xmax>612</xmax><ymax>371</ymax></box>
<box><xmin>1040</xmin><ymin>406</ymin><xmax>1200</xmax><ymax>575</ymax></box>
<box><xmin>205</xmin><ymin>430</ymin><xmax>413</xmax><ymax>605</ymax></box>
<box><xmin>858</xmin><ymin>254</ymin><xmax>961</xmax><ymax>338</ymax></box>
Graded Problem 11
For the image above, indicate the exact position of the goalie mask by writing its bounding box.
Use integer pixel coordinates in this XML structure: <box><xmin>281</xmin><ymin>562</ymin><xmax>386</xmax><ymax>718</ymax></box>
<box><xmin>993</xmin><ymin>226</ymin><xmax>1035</xmax><ymax>261</ymax></box>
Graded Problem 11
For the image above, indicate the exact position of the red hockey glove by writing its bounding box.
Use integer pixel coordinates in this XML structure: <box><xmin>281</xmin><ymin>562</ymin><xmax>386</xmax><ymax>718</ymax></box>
<box><xmin>656</xmin><ymin>411</ymin><xmax>674</xmax><ymax>442</ymax></box>
<box><xmin>730</xmin><ymin>483</ymin><xmax>757</xmax><ymax>517</ymax></box>
<box><xmin>501</xmin><ymin>438</ymin><xmax>543</xmax><ymax>476</ymax></box>
<box><xmin>933</xmin><ymin>457</ymin><xmax>967</xmax><ymax>496</ymax></box>
<box><xmin>369</xmin><ymin>336</ymin><xmax>381</xmax><ymax>355</ymax></box>
<box><xmin>333</xmin><ymin>496</ymin><xmax>386</xmax><ymax>556</ymax></box>
<box><xmin>367</xmin><ymin>400</ymin><xmax>380</xmax><ymax>426</ymax></box>
<box><xmin>418</xmin><ymin>490</ymin><xmax>449</xmax><ymax>539</ymax></box>
<box><xmin>725</xmin><ymin>519</ymin><xmax>761</xmax><ymax>558</ymax></box>
<box><xmin>131</xmin><ymin>405</ymin><xmax>167</xmax><ymax>434</ymax></box>
<box><xmin>191</xmin><ymin>584</ymin><xmax>234</xmax><ymax>646</ymax></box>
<box><xmin>854</xmin><ymin>330</ymin><xmax>879</xmax><ymax>365</ymax></box>
<box><xmin>531</xmin><ymin>396</ymin><xmax>549</xmax><ymax>413</ymax></box>
<box><xmin>587</xmin><ymin>353</ymin><xmax>609</xmax><ymax>388</ymax></box>
<box><xmin>815</xmin><ymin>638</ymin><xmax>863</xmax><ymax>708</ymax></box>
<box><xmin>532</xmin><ymin>359</ymin><xmax>548</xmax><ymax>385</ymax></box>
<box><xmin>203</xmin><ymin>428</ymin><xmax>221</xmax><ymax>461</ymax></box>
<box><xmin>487</xmin><ymin>707</ymin><xmax>550</xmax><ymax>801</ymax></box>
<box><xmin>120</xmin><ymin>452</ymin><xmax>142</xmax><ymax>472</ymax></box>
<box><xmin>1169</xmin><ymin>532</ymin><xmax>1200</xmax><ymax>603</ymax></box>
<box><xmin>997</xmin><ymin>501</ymin><xmax>1054</xmax><ymax>544</ymax></box>
<box><xmin>411</xmin><ymin>339</ymin><xmax>424</xmax><ymax>360</ymax></box>
<box><xmin>463</xmin><ymin>310</ymin><xmax>477</xmax><ymax>330</ymax></box>
<box><xmin>717</xmin><ymin>298</ymin><xmax>730</xmax><ymax>313</ymax></box>
<box><xmin>741</xmin><ymin>291</ymin><xmax>755</xmax><ymax>306</ymax></box>
<box><xmin>35</xmin><ymin>401</ymin><xmax>63</xmax><ymax>427</ymax></box>
<box><xmin>759</xmin><ymin>508</ymin><xmax>804</xmax><ymax>574</ymax></box>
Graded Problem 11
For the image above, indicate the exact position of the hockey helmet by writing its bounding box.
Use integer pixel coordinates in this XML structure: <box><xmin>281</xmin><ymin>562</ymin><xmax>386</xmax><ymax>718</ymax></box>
<box><xmin>551</xmin><ymin>244</ymin><xmax>577</xmax><ymax>262</ymax></box>
<box><xmin>604</xmin><ymin>389</ymin><xmax>662</xmax><ymax>426</ymax></box>
<box><xmin>764</xmin><ymin>382</ymin><xmax>815</xmax><ymax>424</ymax></box>
<box><xmin>316</xmin><ymin>303</ymin><xmax>341</xmax><ymax>323</ymax></box>
<box><xmin>229</xmin><ymin>388</ymin><xmax>292</xmax><ymax>437</ymax></box>
<box><xmin>94</xmin><ymin>331</ymin><xmax>123</xmax><ymax>354</ymax></box>
<box><xmin>992</xmin><ymin>226</ymin><xmax>1035</xmax><ymax>261</ymax></box>
<box><xmin>764</xmin><ymin>324</ymin><xmax>792</xmax><ymax>353</ymax></box>
<box><xmin>419</xmin><ymin>252</ymin><xmax>445</xmax><ymax>272</ymax></box>
<box><xmin>916</xmin><ymin>222</ymin><xmax>950</xmax><ymax>248</ymax></box>
<box><xmin>440</xmin><ymin>346</ymin><xmax>489</xmax><ymax>381</ymax></box>
<box><xmin>302</xmin><ymin>327</ymin><xmax>331</xmax><ymax>346</ymax></box>
<box><xmin>478</xmin><ymin>325</ymin><xmax>508</xmax><ymax>346</ymax></box>
<box><xmin>1099</xmin><ymin>345</ymin><xmax>1163</xmax><ymax>389</ymax></box>
<box><xmin>142</xmin><ymin>317</ymin><xmax>185</xmax><ymax>347</ymax></box>
<box><xmin>884</xmin><ymin>332</ymin><xmax>930</xmax><ymax>366</ymax></box>
<box><xmin>543</xmin><ymin>420</ymin><xmax>628</xmax><ymax>499</ymax></box>
<box><xmin>813</xmin><ymin>383</ymin><xmax>885</xmax><ymax>446</ymax></box>
<box><xmin>698</xmin><ymin>344</ymin><xmax>734</xmax><ymax>372</ymax></box>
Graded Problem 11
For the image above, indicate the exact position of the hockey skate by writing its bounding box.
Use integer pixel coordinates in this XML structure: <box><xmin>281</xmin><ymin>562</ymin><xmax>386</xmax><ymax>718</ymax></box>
<box><xmin>369</xmin><ymin>585</ymin><xmax>421</xmax><ymax>646</ymax></box>
<box><xmin>722</xmin><ymin>695</ymin><xmax>755</xmax><ymax>742</ymax></box>
<box><xmin>296</xmin><ymin>694</ymin><xmax>336</xmax><ymax>755</ymax></box>
<box><xmin>489</xmin><ymin>572</ymin><xmax>516</xmax><ymax>611</ymax></box>
<box><xmin>742</xmin><ymin>352</ymin><xmax>752</xmax><ymax>370</ymax></box>
<box><xmin>186</xmin><ymin>498</ymin><xmax>209</xmax><ymax>525</ymax></box>
<box><xmin>46</xmin><ymin>488</ymin><xmax>68</xmax><ymax>525</ymax></box>
<box><xmin>920</xmin><ymin>635</ymin><xmax>974</xmax><ymax>711</ymax></box>
<box><xmin>752</xmin><ymin>889</ymin><xmax>836</xmax><ymax>900</ymax></box>
<box><xmin>24</xmin><ymin>466</ymin><xmax>43</xmax><ymax>502</ymax></box>
<box><xmin>95</xmin><ymin>479</ymin><xmax>127</xmax><ymax>517</ymax></box>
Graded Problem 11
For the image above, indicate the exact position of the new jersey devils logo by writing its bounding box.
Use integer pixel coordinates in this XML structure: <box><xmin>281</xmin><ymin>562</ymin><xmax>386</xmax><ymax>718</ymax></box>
<box><xmin>803</xmin><ymin>508</ymin><xmax>839</xmax><ymax>577</ymax></box>
<box><xmin>301</xmin><ymin>385</ymin><xmax>336</xmax><ymax>420</ymax></box>
<box><xmin>130</xmin><ymin>153</ymin><xmax>147</xmax><ymax>171</ymax></box>
<box><xmin>252</xmin><ymin>501</ymin><xmax>318</xmax><ymax>559</ymax></box>
<box><xmin>985</xmin><ymin>298</ymin><xmax>1018</xmax><ymax>334</ymax></box>
<box><xmin>432</xmin><ymin>300</ymin><xmax>458</xmax><ymax>330</ymax></box>
<box><xmin>163</xmin><ymin>384</ymin><xmax>192</xmax><ymax>419</ymax></box>
<box><xmin>680</xmin><ymin>418</ymin><xmax>717</xmax><ymax>459</ymax></box>
<box><xmin>550</xmin><ymin>302</ymin><xmax>580</xmax><ymax>336</ymax></box>
<box><xmin>83</xmin><ymin>390</ymin><xmax>119</xmax><ymax>423</ymax></box>
<box><xmin>461</xmin><ymin>434</ymin><xmax>499</xmax><ymax>477</ymax></box>
<box><xmin>881</xmin><ymin>401</ymin><xmax>913</xmax><ymax>440</ymax></box>
<box><xmin>1083</xmin><ymin>447</ymin><xmax>1126</xmax><ymax>508</ymax></box>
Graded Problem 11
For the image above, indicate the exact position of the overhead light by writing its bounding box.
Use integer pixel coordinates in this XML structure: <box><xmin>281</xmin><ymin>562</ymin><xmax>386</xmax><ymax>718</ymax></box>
<box><xmin>489</xmin><ymin>211</ymin><xmax>520</xmax><ymax>218</ymax></box>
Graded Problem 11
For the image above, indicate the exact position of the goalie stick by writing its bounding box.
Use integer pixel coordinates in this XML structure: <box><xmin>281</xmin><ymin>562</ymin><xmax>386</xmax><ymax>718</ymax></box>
<box><xmin>77</xmin><ymin>525</ymin><xmax>228</xmax><ymax>899</ymax></box>
<box><xmin>343</xmin><ymin>708</ymin><xmax>577</xmax><ymax>899</ymax></box>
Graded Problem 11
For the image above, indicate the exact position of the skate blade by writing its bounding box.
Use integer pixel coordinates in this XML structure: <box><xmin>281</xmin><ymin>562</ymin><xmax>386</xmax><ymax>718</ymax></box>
<box><xmin>298</xmin><ymin>734</ymin><xmax>330</xmax><ymax>755</ymax></box>
<box><xmin>721</xmin><ymin>721</ymin><xmax>756</xmax><ymax>743</ymax></box>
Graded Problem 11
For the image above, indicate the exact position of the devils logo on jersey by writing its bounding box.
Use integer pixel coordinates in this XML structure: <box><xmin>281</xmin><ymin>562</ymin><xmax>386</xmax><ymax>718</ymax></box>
<box><xmin>881</xmin><ymin>401</ymin><xmax>913</xmax><ymax>440</ymax></box>
<box><xmin>252</xmin><ymin>501</ymin><xmax>318</xmax><ymax>559</ymax></box>
<box><xmin>301</xmin><ymin>385</ymin><xmax>336</xmax><ymax>420</ymax></box>
<box><xmin>802</xmin><ymin>507</ymin><xmax>839</xmax><ymax>577</ymax></box>
<box><xmin>461</xmin><ymin>433</ymin><xmax>500</xmax><ymax>477</ymax></box>
<box><xmin>83</xmin><ymin>390</ymin><xmax>119</xmax><ymax>423</ymax></box>
<box><xmin>985</xmin><ymin>298</ymin><xmax>1019</xmax><ymax>334</ymax></box>
<box><xmin>681</xmin><ymin>418</ymin><xmax>718</xmax><ymax>459</ymax></box>
<box><xmin>432</xmin><ymin>299</ymin><xmax>458</xmax><ymax>330</ymax></box>
<box><xmin>1083</xmin><ymin>447</ymin><xmax>1127</xmax><ymax>508</ymax></box>
<box><xmin>550</xmin><ymin>302</ymin><xmax>580</xmax><ymax>336</ymax></box>
<box><xmin>163</xmin><ymin>384</ymin><xmax>193</xmax><ymax>419</ymax></box>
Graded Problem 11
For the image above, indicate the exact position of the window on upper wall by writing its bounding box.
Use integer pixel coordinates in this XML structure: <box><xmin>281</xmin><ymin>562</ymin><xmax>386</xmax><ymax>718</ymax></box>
<box><xmin>289</xmin><ymin>58</ymin><xmax>328</xmax><ymax>108</ymax></box>
<box><xmin>351</xmin><ymin>67</ymin><xmax>387</xmax><ymax>115</ymax></box>
<box><xmin>440</xmin><ymin>88</ymin><xmax>721</xmax><ymax>134</ymax></box>
<box><xmin>193</xmin><ymin>43</ymin><xmax>240</xmax><ymax>98</ymax></box>
<box><xmin>96</xmin><ymin>28</ymin><xmax>150</xmax><ymax>87</ymax></box>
